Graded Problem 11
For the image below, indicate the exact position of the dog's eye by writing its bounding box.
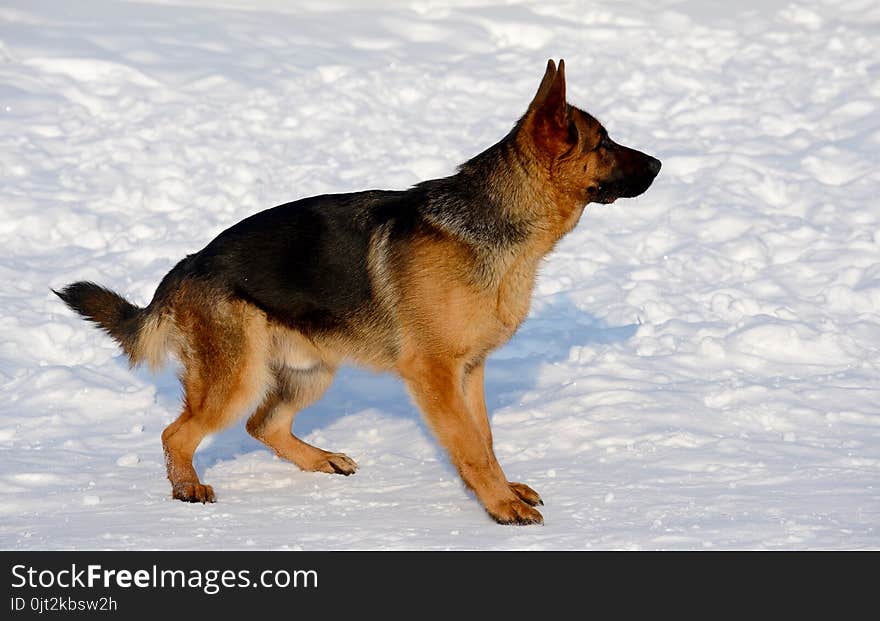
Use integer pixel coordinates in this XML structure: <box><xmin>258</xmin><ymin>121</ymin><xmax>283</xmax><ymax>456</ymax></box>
<box><xmin>597</xmin><ymin>133</ymin><xmax>615</xmax><ymax>152</ymax></box>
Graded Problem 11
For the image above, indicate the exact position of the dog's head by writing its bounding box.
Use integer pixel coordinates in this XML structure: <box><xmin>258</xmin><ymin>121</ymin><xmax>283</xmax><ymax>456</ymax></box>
<box><xmin>521</xmin><ymin>59</ymin><xmax>660</xmax><ymax>208</ymax></box>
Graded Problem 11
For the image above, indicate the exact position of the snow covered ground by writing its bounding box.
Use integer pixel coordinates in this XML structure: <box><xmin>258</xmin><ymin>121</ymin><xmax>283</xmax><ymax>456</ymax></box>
<box><xmin>2</xmin><ymin>0</ymin><xmax>879</xmax><ymax>550</ymax></box>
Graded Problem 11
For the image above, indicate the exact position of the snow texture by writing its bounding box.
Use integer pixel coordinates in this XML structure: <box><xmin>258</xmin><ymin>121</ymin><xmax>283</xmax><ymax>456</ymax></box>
<box><xmin>1</xmin><ymin>0</ymin><xmax>879</xmax><ymax>550</ymax></box>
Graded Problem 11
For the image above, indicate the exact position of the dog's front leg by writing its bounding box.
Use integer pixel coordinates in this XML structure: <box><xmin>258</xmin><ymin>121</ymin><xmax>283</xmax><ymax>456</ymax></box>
<box><xmin>463</xmin><ymin>359</ymin><xmax>543</xmax><ymax>508</ymax></box>
<box><xmin>402</xmin><ymin>355</ymin><xmax>543</xmax><ymax>525</ymax></box>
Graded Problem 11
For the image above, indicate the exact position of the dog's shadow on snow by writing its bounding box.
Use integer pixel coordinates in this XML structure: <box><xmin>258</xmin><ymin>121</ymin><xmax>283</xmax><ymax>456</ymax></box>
<box><xmin>139</xmin><ymin>294</ymin><xmax>637</xmax><ymax>473</ymax></box>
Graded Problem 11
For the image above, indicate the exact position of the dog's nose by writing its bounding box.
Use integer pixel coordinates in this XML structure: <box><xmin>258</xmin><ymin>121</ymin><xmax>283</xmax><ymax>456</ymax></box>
<box><xmin>647</xmin><ymin>157</ymin><xmax>661</xmax><ymax>176</ymax></box>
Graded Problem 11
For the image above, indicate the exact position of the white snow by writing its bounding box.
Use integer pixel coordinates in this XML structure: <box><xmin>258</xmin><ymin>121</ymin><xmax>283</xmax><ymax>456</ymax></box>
<box><xmin>2</xmin><ymin>0</ymin><xmax>879</xmax><ymax>549</ymax></box>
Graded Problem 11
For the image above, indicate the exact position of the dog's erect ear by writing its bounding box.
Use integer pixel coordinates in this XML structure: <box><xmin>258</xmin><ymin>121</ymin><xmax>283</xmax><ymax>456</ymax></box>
<box><xmin>544</xmin><ymin>58</ymin><xmax>566</xmax><ymax>128</ymax></box>
<box><xmin>529</xmin><ymin>59</ymin><xmax>557</xmax><ymax>109</ymax></box>
<box><xmin>528</xmin><ymin>59</ymin><xmax>572</xmax><ymax>153</ymax></box>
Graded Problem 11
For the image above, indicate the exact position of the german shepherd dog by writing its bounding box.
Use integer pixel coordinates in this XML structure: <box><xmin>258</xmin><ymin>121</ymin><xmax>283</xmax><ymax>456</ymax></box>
<box><xmin>56</xmin><ymin>60</ymin><xmax>659</xmax><ymax>524</ymax></box>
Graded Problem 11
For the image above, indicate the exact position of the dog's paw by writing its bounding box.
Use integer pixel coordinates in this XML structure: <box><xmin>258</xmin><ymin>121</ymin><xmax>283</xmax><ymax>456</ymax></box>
<box><xmin>509</xmin><ymin>481</ymin><xmax>543</xmax><ymax>506</ymax></box>
<box><xmin>172</xmin><ymin>482</ymin><xmax>215</xmax><ymax>503</ymax></box>
<box><xmin>314</xmin><ymin>452</ymin><xmax>358</xmax><ymax>476</ymax></box>
<box><xmin>488</xmin><ymin>497</ymin><xmax>544</xmax><ymax>525</ymax></box>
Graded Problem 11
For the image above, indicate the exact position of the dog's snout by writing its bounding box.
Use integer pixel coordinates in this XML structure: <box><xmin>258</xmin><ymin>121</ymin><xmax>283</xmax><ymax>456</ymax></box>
<box><xmin>647</xmin><ymin>156</ymin><xmax>661</xmax><ymax>176</ymax></box>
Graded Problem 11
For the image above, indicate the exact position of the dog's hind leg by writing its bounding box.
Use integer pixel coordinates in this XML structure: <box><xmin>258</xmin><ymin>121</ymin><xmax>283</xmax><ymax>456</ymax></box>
<box><xmin>162</xmin><ymin>298</ymin><xmax>273</xmax><ymax>503</ymax></box>
<box><xmin>246</xmin><ymin>365</ymin><xmax>357</xmax><ymax>475</ymax></box>
<box><xmin>162</xmin><ymin>407</ymin><xmax>215</xmax><ymax>503</ymax></box>
<box><xmin>163</xmin><ymin>358</ymin><xmax>270</xmax><ymax>502</ymax></box>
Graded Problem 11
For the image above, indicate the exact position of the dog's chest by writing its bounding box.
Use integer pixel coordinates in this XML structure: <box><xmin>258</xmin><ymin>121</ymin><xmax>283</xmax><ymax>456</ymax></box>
<box><xmin>482</xmin><ymin>251</ymin><xmax>541</xmax><ymax>343</ymax></box>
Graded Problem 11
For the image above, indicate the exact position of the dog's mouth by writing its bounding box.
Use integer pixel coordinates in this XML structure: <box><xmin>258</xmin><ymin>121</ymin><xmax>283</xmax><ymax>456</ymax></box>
<box><xmin>593</xmin><ymin>188</ymin><xmax>618</xmax><ymax>204</ymax></box>
<box><xmin>589</xmin><ymin>183</ymin><xmax>636</xmax><ymax>205</ymax></box>
<box><xmin>587</xmin><ymin>184</ymin><xmax>618</xmax><ymax>204</ymax></box>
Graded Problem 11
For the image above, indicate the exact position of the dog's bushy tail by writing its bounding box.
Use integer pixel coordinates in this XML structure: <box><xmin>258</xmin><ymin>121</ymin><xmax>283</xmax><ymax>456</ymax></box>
<box><xmin>54</xmin><ymin>282</ymin><xmax>169</xmax><ymax>370</ymax></box>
